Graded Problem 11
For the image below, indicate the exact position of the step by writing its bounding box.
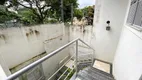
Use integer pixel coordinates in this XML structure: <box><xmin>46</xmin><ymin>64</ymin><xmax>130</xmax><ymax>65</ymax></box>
<box><xmin>84</xmin><ymin>67</ymin><xmax>114</xmax><ymax>80</ymax></box>
<box><xmin>77</xmin><ymin>63</ymin><xmax>92</xmax><ymax>70</ymax></box>
<box><xmin>76</xmin><ymin>66</ymin><xmax>115</xmax><ymax>80</ymax></box>
<box><xmin>88</xmin><ymin>66</ymin><xmax>114</xmax><ymax>78</ymax></box>
<box><xmin>77</xmin><ymin>70</ymin><xmax>96</xmax><ymax>80</ymax></box>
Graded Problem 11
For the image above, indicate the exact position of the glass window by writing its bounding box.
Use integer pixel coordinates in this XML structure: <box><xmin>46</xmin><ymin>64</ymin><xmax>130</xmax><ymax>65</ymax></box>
<box><xmin>127</xmin><ymin>0</ymin><xmax>142</xmax><ymax>30</ymax></box>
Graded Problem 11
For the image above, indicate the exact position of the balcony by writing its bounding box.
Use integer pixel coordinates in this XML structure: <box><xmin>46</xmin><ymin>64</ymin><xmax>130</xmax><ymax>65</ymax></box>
<box><xmin>0</xmin><ymin>0</ymin><xmax>142</xmax><ymax>79</ymax></box>
<box><xmin>5</xmin><ymin>38</ymin><xmax>114</xmax><ymax>80</ymax></box>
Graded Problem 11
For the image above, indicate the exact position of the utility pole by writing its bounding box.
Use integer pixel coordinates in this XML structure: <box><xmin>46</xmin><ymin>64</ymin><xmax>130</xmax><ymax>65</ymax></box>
<box><xmin>71</xmin><ymin>3</ymin><xmax>73</xmax><ymax>25</ymax></box>
<box><xmin>61</xmin><ymin>0</ymin><xmax>64</xmax><ymax>22</ymax></box>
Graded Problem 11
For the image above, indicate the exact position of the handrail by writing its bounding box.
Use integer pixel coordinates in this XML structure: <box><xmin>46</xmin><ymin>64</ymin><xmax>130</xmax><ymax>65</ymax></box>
<box><xmin>57</xmin><ymin>67</ymin><xmax>69</xmax><ymax>80</ymax></box>
<box><xmin>6</xmin><ymin>38</ymin><xmax>78</xmax><ymax>80</ymax></box>
<box><xmin>48</xmin><ymin>55</ymin><xmax>74</xmax><ymax>80</ymax></box>
<box><xmin>64</xmin><ymin>69</ymin><xmax>74</xmax><ymax>80</ymax></box>
<box><xmin>6</xmin><ymin>38</ymin><xmax>95</xmax><ymax>80</ymax></box>
<box><xmin>78</xmin><ymin>39</ymin><xmax>95</xmax><ymax>51</ymax></box>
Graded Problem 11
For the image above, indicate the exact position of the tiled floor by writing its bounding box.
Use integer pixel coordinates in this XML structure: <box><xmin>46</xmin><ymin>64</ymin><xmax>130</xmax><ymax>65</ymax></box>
<box><xmin>93</xmin><ymin>60</ymin><xmax>111</xmax><ymax>73</ymax></box>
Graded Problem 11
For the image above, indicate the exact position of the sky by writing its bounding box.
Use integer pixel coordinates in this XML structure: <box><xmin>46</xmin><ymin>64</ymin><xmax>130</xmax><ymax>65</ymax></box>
<box><xmin>78</xmin><ymin>0</ymin><xmax>95</xmax><ymax>9</ymax></box>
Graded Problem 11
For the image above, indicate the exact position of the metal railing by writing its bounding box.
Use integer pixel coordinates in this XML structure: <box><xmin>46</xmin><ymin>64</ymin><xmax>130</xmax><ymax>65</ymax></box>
<box><xmin>48</xmin><ymin>55</ymin><xmax>75</xmax><ymax>80</ymax></box>
<box><xmin>6</xmin><ymin>38</ymin><xmax>95</xmax><ymax>80</ymax></box>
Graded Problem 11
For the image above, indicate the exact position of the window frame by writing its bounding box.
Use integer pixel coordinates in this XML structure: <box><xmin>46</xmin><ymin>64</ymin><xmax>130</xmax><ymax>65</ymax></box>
<box><xmin>127</xmin><ymin>0</ymin><xmax>142</xmax><ymax>31</ymax></box>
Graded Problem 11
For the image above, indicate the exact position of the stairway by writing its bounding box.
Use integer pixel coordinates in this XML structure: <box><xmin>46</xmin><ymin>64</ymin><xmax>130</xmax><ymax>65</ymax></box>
<box><xmin>75</xmin><ymin>66</ymin><xmax>115</xmax><ymax>80</ymax></box>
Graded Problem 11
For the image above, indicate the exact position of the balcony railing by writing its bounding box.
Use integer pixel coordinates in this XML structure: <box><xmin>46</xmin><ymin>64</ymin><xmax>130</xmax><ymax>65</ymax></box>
<box><xmin>6</xmin><ymin>38</ymin><xmax>95</xmax><ymax>80</ymax></box>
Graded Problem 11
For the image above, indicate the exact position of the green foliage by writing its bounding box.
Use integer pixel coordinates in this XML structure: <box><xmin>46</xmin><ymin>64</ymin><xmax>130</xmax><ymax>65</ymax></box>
<box><xmin>73</xmin><ymin>6</ymin><xmax>94</xmax><ymax>21</ymax></box>
<box><xmin>18</xmin><ymin>8</ymin><xmax>37</xmax><ymax>25</ymax></box>
<box><xmin>0</xmin><ymin>8</ymin><xmax>19</xmax><ymax>23</ymax></box>
<box><xmin>44</xmin><ymin>18</ymin><xmax>58</xmax><ymax>24</ymax></box>
<box><xmin>47</xmin><ymin>19</ymin><xmax>58</xmax><ymax>23</ymax></box>
<box><xmin>82</xmin><ymin>6</ymin><xmax>94</xmax><ymax>18</ymax></box>
<box><xmin>66</xmin><ymin>69</ymin><xmax>75</xmax><ymax>80</ymax></box>
<box><xmin>74</xmin><ymin>9</ymin><xmax>83</xmax><ymax>20</ymax></box>
<box><xmin>50</xmin><ymin>0</ymin><xmax>78</xmax><ymax>22</ymax></box>
<box><xmin>0</xmin><ymin>0</ymin><xmax>79</xmax><ymax>25</ymax></box>
<box><xmin>7</xmin><ymin>0</ymin><xmax>52</xmax><ymax>24</ymax></box>
<box><xmin>81</xmin><ymin>6</ymin><xmax>94</xmax><ymax>25</ymax></box>
<box><xmin>0</xmin><ymin>0</ymin><xmax>6</xmax><ymax>5</ymax></box>
<box><xmin>63</xmin><ymin>0</ymin><xmax>78</xmax><ymax>22</ymax></box>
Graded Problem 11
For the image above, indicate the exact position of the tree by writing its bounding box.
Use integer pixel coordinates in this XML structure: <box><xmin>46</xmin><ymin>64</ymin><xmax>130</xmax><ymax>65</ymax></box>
<box><xmin>18</xmin><ymin>8</ymin><xmax>37</xmax><ymax>25</ymax></box>
<box><xmin>82</xmin><ymin>6</ymin><xmax>94</xmax><ymax>25</ymax></box>
<box><xmin>82</xmin><ymin>6</ymin><xmax>94</xmax><ymax>18</ymax></box>
<box><xmin>7</xmin><ymin>0</ymin><xmax>52</xmax><ymax>24</ymax></box>
<box><xmin>0</xmin><ymin>0</ymin><xmax>6</xmax><ymax>5</ymax></box>
<box><xmin>1</xmin><ymin>0</ymin><xmax>79</xmax><ymax>24</ymax></box>
<box><xmin>74</xmin><ymin>9</ymin><xmax>83</xmax><ymax>20</ymax></box>
<box><xmin>49</xmin><ymin>0</ymin><xmax>78</xmax><ymax>22</ymax></box>
<box><xmin>63</xmin><ymin>0</ymin><xmax>78</xmax><ymax>22</ymax></box>
<box><xmin>0</xmin><ymin>6</ymin><xmax>19</xmax><ymax>23</ymax></box>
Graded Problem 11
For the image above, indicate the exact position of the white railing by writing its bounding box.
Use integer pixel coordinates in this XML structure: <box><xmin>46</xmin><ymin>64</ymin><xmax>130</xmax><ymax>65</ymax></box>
<box><xmin>6</xmin><ymin>38</ymin><xmax>95</xmax><ymax>80</ymax></box>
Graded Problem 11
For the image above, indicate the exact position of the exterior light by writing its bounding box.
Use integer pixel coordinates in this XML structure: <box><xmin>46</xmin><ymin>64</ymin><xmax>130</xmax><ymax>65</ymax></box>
<box><xmin>106</xmin><ymin>20</ymin><xmax>111</xmax><ymax>31</ymax></box>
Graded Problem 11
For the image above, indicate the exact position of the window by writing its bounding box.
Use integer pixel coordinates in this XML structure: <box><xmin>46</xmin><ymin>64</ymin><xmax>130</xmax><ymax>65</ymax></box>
<box><xmin>127</xmin><ymin>0</ymin><xmax>142</xmax><ymax>30</ymax></box>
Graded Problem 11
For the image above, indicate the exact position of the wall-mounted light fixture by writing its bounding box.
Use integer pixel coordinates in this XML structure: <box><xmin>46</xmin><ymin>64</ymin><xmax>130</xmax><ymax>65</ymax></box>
<box><xmin>106</xmin><ymin>20</ymin><xmax>111</xmax><ymax>31</ymax></box>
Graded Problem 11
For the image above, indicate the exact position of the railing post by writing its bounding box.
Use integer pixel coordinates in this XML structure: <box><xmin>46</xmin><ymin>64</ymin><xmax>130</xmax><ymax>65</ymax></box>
<box><xmin>75</xmin><ymin>40</ymin><xmax>78</xmax><ymax>73</ymax></box>
<box><xmin>91</xmin><ymin>50</ymin><xmax>95</xmax><ymax>66</ymax></box>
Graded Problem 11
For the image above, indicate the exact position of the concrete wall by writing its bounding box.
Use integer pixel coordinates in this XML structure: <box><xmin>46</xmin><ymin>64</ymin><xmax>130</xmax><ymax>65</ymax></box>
<box><xmin>113</xmin><ymin>26</ymin><xmax>142</xmax><ymax>80</ymax></box>
<box><xmin>0</xmin><ymin>54</ymin><xmax>11</xmax><ymax>76</ymax></box>
<box><xmin>0</xmin><ymin>65</ymin><xmax>7</xmax><ymax>80</ymax></box>
<box><xmin>113</xmin><ymin>0</ymin><xmax>142</xmax><ymax>79</ymax></box>
<box><xmin>0</xmin><ymin>23</ymin><xmax>70</xmax><ymax>79</ymax></box>
<box><xmin>94</xmin><ymin>0</ymin><xmax>129</xmax><ymax>63</ymax></box>
<box><xmin>95</xmin><ymin>0</ymin><xmax>142</xmax><ymax>79</ymax></box>
<box><xmin>69</xmin><ymin>25</ymin><xmax>95</xmax><ymax>59</ymax></box>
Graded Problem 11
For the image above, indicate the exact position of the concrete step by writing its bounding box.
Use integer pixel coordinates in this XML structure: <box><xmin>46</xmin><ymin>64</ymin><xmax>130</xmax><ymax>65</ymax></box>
<box><xmin>76</xmin><ymin>66</ymin><xmax>115</xmax><ymax>80</ymax></box>
<box><xmin>77</xmin><ymin>62</ymin><xmax>92</xmax><ymax>71</ymax></box>
<box><xmin>77</xmin><ymin>71</ymin><xmax>96</xmax><ymax>80</ymax></box>
<box><xmin>86</xmin><ymin>67</ymin><xmax>114</xmax><ymax>78</ymax></box>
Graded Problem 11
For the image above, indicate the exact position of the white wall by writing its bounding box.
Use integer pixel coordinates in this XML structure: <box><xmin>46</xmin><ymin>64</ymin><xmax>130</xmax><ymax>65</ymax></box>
<box><xmin>97</xmin><ymin>0</ymin><xmax>142</xmax><ymax>79</ymax></box>
<box><xmin>0</xmin><ymin>65</ymin><xmax>7</xmax><ymax>80</ymax></box>
<box><xmin>0</xmin><ymin>54</ymin><xmax>11</xmax><ymax>76</ymax></box>
<box><xmin>93</xmin><ymin>0</ymin><xmax>142</xmax><ymax>79</ymax></box>
<box><xmin>113</xmin><ymin>26</ymin><xmax>142</xmax><ymax>80</ymax></box>
<box><xmin>0</xmin><ymin>23</ymin><xmax>70</xmax><ymax>78</ymax></box>
<box><xmin>94</xmin><ymin>0</ymin><xmax>129</xmax><ymax>63</ymax></box>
